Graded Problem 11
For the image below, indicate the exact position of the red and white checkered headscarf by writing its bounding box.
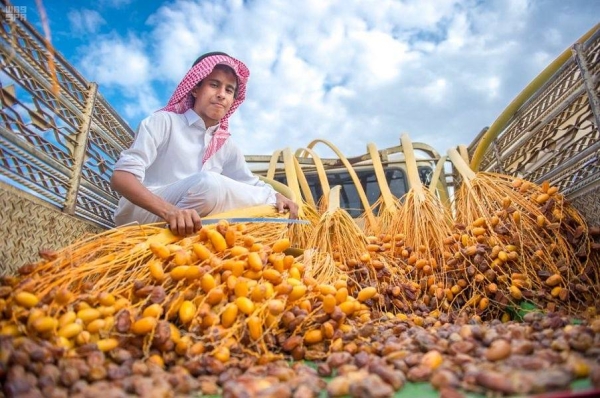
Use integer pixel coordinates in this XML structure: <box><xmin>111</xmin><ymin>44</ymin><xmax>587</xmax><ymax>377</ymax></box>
<box><xmin>160</xmin><ymin>53</ymin><xmax>249</xmax><ymax>163</ymax></box>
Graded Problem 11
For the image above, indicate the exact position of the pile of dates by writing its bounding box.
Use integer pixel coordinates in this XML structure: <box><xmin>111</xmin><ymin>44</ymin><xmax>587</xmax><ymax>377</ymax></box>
<box><xmin>2</xmin><ymin>311</ymin><xmax>600</xmax><ymax>398</ymax></box>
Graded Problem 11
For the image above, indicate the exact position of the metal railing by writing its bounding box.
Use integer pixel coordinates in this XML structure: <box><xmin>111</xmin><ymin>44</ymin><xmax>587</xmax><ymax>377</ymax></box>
<box><xmin>468</xmin><ymin>26</ymin><xmax>600</xmax><ymax>201</ymax></box>
<box><xmin>0</xmin><ymin>3</ymin><xmax>135</xmax><ymax>228</ymax></box>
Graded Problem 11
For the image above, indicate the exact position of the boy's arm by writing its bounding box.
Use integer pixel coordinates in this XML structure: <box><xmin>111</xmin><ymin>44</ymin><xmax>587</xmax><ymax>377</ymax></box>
<box><xmin>111</xmin><ymin>170</ymin><xmax>202</xmax><ymax>236</ymax></box>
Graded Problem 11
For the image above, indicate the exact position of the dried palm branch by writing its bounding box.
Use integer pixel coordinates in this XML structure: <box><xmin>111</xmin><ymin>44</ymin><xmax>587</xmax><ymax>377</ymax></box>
<box><xmin>295</xmin><ymin>146</ymin><xmax>331</xmax><ymax>211</ymax></box>
<box><xmin>391</xmin><ymin>134</ymin><xmax>453</xmax><ymax>292</ymax></box>
<box><xmin>305</xmin><ymin>186</ymin><xmax>369</xmax><ymax>286</ymax></box>
<box><xmin>447</xmin><ymin>148</ymin><xmax>594</xmax><ymax>315</ymax></box>
<box><xmin>260</xmin><ymin>148</ymin><xmax>317</xmax><ymax>248</ymax></box>
<box><xmin>303</xmin><ymin>138</ymin><xmax>378</xmax><ymax>232</ymax></box>
<box><xmin>363</xmin><ymin>142</ymin><xmax>399</xmax><ymax>234</ymax></box>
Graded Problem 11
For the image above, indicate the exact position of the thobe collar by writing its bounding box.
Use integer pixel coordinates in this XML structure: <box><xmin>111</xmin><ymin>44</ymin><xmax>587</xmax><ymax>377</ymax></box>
<box><xmin>183</xmin><ymin>109</ymin><xmax>220</xmax><ymax>135</ymax></box>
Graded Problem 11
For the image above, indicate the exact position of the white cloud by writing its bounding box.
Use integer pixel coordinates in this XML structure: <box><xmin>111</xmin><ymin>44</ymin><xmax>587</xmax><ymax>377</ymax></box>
<box><xmin>77</xmin><ymin>34</ymin><xmax>160</xmax><ymax>120</ymax></box>
<box><xmin>147</xmin><ymin>0</ymin><xmax>231</xmax><ymax>83</ymax></box>
<box><xmin>422</xmin><ymin>78</ymin><xmax>448</xmax><ymax>104</ymax></box>
<box><xmin>122</xmin><ymin>86</ymin><xmax>162</xmax><ymax>119</ymax></box>
<box><xmin>349</xmin><ymin>29</ymin><xmax>413</xmax><ymax>85</ymax></box>
<box><xmin>69</xmin><ymin>0</ymin><xmax>600</xmax><ymax>158</ymax></box>
<box><xmin>484</xmin><ymin>76</ymin><xmax>501</xmax><ymax>100</ymax></box>
<box><xmin>79</xmin><ymin>35</ymin><xmax>150</xmax><ymax>87</ymax></box>
<box><xmin>68</xmin><ymin>9</ymin><xmax>105</xmax><ymax>35</ymax></box>
<box><xmin>99</xmin><ymin>0</ymin><xmax>134</xmax><ymax>7</ymax></box>
<box><xmin>543</xmin><ymin>28</ymin><xmax>562</xmax><ymax>47</ymax></box>
<box><xmin>441</xmin><ymin>11</ymin><xmax>469</xmax><ymax>51</ymax></box>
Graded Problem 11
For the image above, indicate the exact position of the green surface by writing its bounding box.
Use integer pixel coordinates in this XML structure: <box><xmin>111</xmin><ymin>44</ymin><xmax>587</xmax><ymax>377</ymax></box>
<box><xmin>509</xmin><ymin>300</ymin><xmax>539</xmax><ymax>321</ymax></box>
<box><xmin>508</xmin><ymin>300</ymin><xmax>584</xmax><ymax>325</ymax></box>
<box><xmin>393</xmin><ymin>382</ymin><xmax>451</xmax><ymax>397</ymax></box>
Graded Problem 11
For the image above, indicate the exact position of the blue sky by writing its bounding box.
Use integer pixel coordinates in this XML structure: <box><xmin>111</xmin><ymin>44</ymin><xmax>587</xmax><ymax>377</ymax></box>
<box><xmin>15</xmin><ymin>0</ymin><xmax>600</xmax><ymax>158</ymax></box>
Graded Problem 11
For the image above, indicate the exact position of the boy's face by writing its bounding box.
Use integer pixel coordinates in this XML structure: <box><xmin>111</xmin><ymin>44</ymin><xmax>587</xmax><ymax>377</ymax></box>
<box><xmin>191</xmin><ymin>68</ymin><xmax>237</xmax><ymax>127</ymax></box>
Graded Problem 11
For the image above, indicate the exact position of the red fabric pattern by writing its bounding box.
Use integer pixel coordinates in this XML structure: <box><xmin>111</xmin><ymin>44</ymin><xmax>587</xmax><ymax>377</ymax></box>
<box><xmin>160</xmin><ymin>54</ymin><xmax>249</xmax><ymax>163</ymax></box>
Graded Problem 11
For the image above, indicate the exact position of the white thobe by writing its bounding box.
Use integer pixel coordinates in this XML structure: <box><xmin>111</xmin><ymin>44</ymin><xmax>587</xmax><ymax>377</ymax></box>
<box><xmin>113</xmin><ymin>109</ymin><xmax>277</xmax><ymax>225</ymax></box>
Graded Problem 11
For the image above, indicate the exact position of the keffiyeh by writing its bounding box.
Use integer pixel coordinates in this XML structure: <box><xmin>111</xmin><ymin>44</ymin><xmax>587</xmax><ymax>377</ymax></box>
<box><xmin>160</xmin><ymin>53</ymin><xmax>250</xmax><ymax>163</ymax></box>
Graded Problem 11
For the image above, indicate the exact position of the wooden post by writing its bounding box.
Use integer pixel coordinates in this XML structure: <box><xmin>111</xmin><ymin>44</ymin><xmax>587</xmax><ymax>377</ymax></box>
<box><xmin>63</xmin><ymin>82</ymin><xmax>98</xmax><ymax>214</ymax></box>
<box><xmin>572</xmin><ymin>43</ymin><xmax>600</xmax><ymax>135</ymax></box>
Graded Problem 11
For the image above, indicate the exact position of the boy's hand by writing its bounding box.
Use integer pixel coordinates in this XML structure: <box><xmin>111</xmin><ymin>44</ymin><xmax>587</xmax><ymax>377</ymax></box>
<box><xmin>275</xmin><ymin>193</ymin><xmax>299</xmax><ymax>219</ymax></box>
<box><xmin>164</xmin><ymin>206</ymin><xmax>203</xmax><ymax>236</ymax></box>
